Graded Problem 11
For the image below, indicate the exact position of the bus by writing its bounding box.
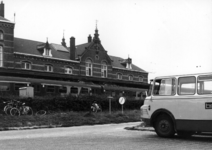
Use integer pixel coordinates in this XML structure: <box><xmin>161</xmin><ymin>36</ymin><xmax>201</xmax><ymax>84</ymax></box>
<box><xmin>140</xmin><ymin>72</ymin><xmax>212</xmax><ymax>138</ymax></box>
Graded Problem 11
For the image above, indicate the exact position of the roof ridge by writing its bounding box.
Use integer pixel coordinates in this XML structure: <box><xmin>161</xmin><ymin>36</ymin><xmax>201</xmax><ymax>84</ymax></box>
<box><xmin>14</xmin><ymin>37</ymin><xmax>44</xmax><ymax>43</ymax></box>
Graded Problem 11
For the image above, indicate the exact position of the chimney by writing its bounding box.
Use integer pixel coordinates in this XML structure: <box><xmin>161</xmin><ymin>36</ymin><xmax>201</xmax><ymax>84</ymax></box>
<box><xmin>70</xmin><ymin>37</ymin><xmax>75</xmax><ymax>60</ymax></box>
<box><xmin>88</xmin><ymin>34</ymin><xmax>92</xmax><ymax>43</ymax></box>
<box><xmin>0</xmin><ymin>1</ymin><xmax>4</xmax><ymax>17</ymax></box>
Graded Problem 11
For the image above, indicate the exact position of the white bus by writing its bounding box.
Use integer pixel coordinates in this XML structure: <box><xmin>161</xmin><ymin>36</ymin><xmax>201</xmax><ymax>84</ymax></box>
<box><xmin>140</xmin><ymin>72</ymin><xmax>212</xmax><ymax>138</ymax></box>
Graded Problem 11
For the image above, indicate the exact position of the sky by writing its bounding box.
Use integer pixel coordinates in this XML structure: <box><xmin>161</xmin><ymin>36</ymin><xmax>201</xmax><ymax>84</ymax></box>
<box><xmin>3</xmin><ymin>0</ymin><xmax>212</xmax><ymax>81</ymax></box>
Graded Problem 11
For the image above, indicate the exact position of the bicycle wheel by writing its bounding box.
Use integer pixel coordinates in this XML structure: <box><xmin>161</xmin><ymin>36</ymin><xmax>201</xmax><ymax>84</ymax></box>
<box><xmin>5</xmin><ymin>106</ymin><xmax>12</xmax><ymax>115</ymax></box>
<box><xmin>10</xmin><ymin>108</ymin><xmax>20</xmax><ymax>116</ymax></box>
<box><xmin>23</xmin><ymin>106</ymin><xmax>33</xmax><ymax>116</ymax></box>
<box><xmin>35</xmin><ymin>110</ymin><xmax>46</xmax><ymax>116</ymax></box>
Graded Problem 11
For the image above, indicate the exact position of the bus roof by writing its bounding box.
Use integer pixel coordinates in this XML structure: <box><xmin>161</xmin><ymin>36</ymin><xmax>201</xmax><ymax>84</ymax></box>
<box><xmin>153</xmin><ymin>72</ymin><xmax>212</xmax><ymax>80</ymax></box>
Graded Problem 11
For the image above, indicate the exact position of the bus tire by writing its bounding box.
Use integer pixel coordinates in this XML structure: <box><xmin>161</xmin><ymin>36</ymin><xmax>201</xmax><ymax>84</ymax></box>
<box><xmin>155</xmin><ymin>114</ymin><xmax>175</xmax><ymax>138</ymax></box>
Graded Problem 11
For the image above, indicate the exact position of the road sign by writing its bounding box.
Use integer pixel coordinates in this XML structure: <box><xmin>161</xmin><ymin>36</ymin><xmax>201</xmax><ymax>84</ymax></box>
<box><xmin>119</xmin><ymin>97</ymin><xmax>126</xmax><ymax>105</ymax></box>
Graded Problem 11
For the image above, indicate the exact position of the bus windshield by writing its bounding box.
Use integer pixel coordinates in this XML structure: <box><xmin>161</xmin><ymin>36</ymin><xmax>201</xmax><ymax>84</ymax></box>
<box><xmin>147</xmin><ymin>80</ymin><xmax>153</xmax><ymax>96</ymax></box>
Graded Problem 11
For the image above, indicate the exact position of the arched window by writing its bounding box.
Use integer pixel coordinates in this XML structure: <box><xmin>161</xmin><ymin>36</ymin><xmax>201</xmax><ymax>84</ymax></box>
<box><xmin>0</xmin><ymin>46</ymin><xmax>2</xmax><ymax>67</ymax></box>
<box><xmin>65</xmin><ymin>66</ymin><xmax>73</xmax><ymax>74</ymax></box>
<box><xmin>101</xmin><ymin>61</ymin><xmax>107</xmax><ymax>78</ymax></box>
<box><xmin>129</xmin><ymin>75</ymin><xmax>133</xmax><ymax>81</ymax></box>
<box><xmin>22</xmin><ymin>61</ymin><xmax>31</xmax><ymax>70</ymax></box>
<box><xmin>85</xmin><ymin>59</ymin><xmax>92</xmax><ymax>76</ymax></box>
<box><xmin>45</xmin><ymin>64</ymin><xmax>53</xmax><ymax>72</ymax></box>
<box><xmin>0</xmin><ymin>31</ymin><xmax>4</xmax><ymax>40</ymax></box>
<box><xmin>139</xmin><ymin>76</ymin><xmax>144</xmax><ymax>82</ymax></box>
<box><xmin>117</xmin><ymin>73</ymin><xmax>122</xmax><ymax>80</ymax></box>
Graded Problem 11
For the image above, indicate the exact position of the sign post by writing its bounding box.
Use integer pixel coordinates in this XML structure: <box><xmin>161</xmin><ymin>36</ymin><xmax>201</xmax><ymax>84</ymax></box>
<box><xmin>119</xmin><ymin>97</ymin><xmax>126</xmax><ymax>114</ymax></box>
<box><xmin>107</xmin><ymin>96</ymin><xmax>113</xmax><ymax>114</ymax></box>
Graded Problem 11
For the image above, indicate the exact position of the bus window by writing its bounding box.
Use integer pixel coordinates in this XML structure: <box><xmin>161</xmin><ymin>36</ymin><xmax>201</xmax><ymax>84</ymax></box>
<box><xmin>153</xmin><ymin>78</ymin><xmax>176</xmax><ymax>96</ymax></box>
<box><xmin>147</xmin><ymin>80</ymin><xmax>153</xmax><ymax>96</ymax></box>
<box><xmin>178</xmin><ymin>76</ymin><xmax>196</xmax><ymax>95</ymax></box>
<box><xmin>198</xmin><ymin>75</ymin><xmax>212</xmax><ymax>94</ymax></box>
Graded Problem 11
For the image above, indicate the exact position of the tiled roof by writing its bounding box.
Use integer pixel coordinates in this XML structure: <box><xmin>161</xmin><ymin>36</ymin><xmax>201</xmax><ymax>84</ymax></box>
<box><xmin>14</xmin><ymin>38</ymin><xmax>44</xmax><ymax>55</ymax></box>
<box><xmin>109</xmin><ymin>55</ymin><xmax>147</xmax><ymax>72</ymax></box>
<box><xmin>67</xmin><ymin>42</ymin><xmax>91</xmax><ymax>57</ymax></box>
<box><xmin>0</xmin><ymin>16</ymin><xmax>12</xmax><ymax>23</ymax></box>
<box><xmin>14</xmin><ymin>38</ymin><xmax>70</xmax><ymax>60</ymax></box>
<box><xmin>13</xmin><ymin>38</ymin><xmax>147</xmax><ymax>72</ymax></box>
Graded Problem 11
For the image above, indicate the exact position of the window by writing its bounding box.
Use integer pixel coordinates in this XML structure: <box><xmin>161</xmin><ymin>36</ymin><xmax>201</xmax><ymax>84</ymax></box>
<box><xmin>117</xmin><ymin>73</ymin><xmax>122</xmax><ymax>80</ymax></box>
<box><xmin>139</xmin><ymin>76</ymin><xmax>144</xmax><ymax>82</ymax></box>
<box><xmin>86</xmin><ymin>59</ymin><xmax>92</xmax><ymax>76</ymax></box>
<box><xmin>45</xmin><ymin>65</ymin><xmax>53</xmax><ymax>72</ymax></box>
<box><xmin>101</xmin><ymin>62</ymin><xmax>107</xmax><ymax>78</ymax></box>
<box><xmin>129</xmin><ymin>75</ymin><xmax>133</xmax><ymax>81</ymax></box>
<box><xmin>46</xmin><ymin>86</ymin><xmax>55</xmax><ymax>93</ymax></box>
<box><xmin>0</xmin><ymin>31</ymin><xmax>3</xmax><ymax>40</ymax></box>
<box><xmin>65</xmin><ymin>67</ymin><xmax>72</xmax><ymax>74</ymax></box>
<box><xmin>59</xmin><ymin>86</ymin><xmax>67</xmax><ymax>93</ymax></box>
<box><xmin>153</xmin><ymin>78</ymin><xmax>176</xmax><ymax>96</ymax></box>
<box><xmin>178</xmin><ymin>76</ymin><xmax>196</xmax><ymax>95</ymax></box>
<box><xmin>0</xmin><ymin>46</ymin><xmax>2</xmax><ymax>67</ymax></box>
<box><xmin>14</xmin><ymin>83</ymin><xmax>27</xmax><ymax>91</ymax></box>
<box><xmin>81</xmin><ymin>88</ymin><xmax>89</xmax><ymax>94</ymax></box>
<box><xmin>198</xmin><ymin>75</ymin><xmax>212</xmax><ymax>94</ymax></box>
<box><xmin>22</xmin><ymin>61</ymin><xmax>31</xmax><ymax>70</ymax></box>
<box><xmin>71</xmin><ymin>87</ymin><xmax>78</xmax><ymax>94</ymax></box>
<box><xmin>43</xmin><ymin>48</ymin><xmax>52</xmax><ymax>57</ymax></box>
<box><xmin>31</xmin><ymin>84</ymin><xmax>41</xmax><ymax>92</ymax></box>
<box><xmin>0</xmin><ymin>82</ymin><xmax>10</xmax><ymax>91</ymax></box>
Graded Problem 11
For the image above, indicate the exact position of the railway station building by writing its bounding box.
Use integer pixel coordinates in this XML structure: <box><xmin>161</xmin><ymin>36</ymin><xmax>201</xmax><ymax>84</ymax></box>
<box><xmin>0</xmin><ymin>2</ymin><xmax>149</xmax><ymax>100</ymax></box>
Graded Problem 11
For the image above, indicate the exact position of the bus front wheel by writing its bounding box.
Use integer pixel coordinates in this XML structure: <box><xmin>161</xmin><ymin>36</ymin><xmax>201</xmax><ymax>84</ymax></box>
<box><xmin>155</xmin><ymin>114</ymin><xmax>175</xmax><ymax>138</ymax></box>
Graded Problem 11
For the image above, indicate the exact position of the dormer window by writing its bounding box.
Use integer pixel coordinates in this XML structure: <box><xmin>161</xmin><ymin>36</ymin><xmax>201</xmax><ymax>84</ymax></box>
<box><xmin>126</xmin><ymin>63</ymin><xmax>132</xmax><ymax>69</ymax></box>
<box><xmin>43</xmin><ymin>48</ymin><xmax>52</xmax><ymax>57</ymax></box>
<box><xmin>0</xmin><ymin>31</ymin><xmax>3</xmax><ymax>40</ymax></box>
<box><xmin>22</xmin><ymin>61</ymin><xmax>31</xmax><ymax>70</ymax></box>
<box><xmin>45</xmin><ymin>64</ymin><xmax>53</xmax><ymax>72</ymax></box>
<box><xmin>0</xmin><ymin>46</ymin><xmax>3</xmax><ymax>67</ymax></box>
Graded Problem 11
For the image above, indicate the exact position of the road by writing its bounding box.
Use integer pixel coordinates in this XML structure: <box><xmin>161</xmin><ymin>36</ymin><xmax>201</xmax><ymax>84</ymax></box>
<box><xmin>0</xmin><ymin>122</ymin><xmax>212</xmax><ymax>150</ymax></box>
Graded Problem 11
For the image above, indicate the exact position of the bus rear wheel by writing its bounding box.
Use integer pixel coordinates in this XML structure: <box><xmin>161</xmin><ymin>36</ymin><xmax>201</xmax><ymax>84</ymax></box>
<box><xmin>155</xmin><ymin>114</ymin><xmax>175</xmax><ymax>138</ymax></box>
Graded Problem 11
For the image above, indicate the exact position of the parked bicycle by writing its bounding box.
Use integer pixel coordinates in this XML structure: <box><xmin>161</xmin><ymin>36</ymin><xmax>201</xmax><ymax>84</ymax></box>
<box><xmin>3</xmin><ymin>99</ymin><xmax>19</xmax><ymax>115</ymax></box>
<box><xmin>10</xmin><ymin>101</ymin><xmax>33</xmax><ymax>116</ymax></box>
<box><xmin>90</xmin><ymin>101</ymin><xmax>102</xmax><ymax>113</ymax></box>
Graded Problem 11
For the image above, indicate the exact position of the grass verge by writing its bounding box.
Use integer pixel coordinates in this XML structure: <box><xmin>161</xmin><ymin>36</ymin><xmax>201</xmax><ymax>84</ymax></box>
<box><xmin>0</xmin><ymin>110</ymin><xmax>141</xmax><ymax>129</ymax></box>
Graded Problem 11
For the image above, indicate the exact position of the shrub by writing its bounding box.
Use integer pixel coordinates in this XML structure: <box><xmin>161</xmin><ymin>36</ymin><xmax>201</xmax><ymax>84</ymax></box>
<box><xmin>0</xmin><ymin>95</ymin><xmax>144</xmax><ymax>112</ymax></box>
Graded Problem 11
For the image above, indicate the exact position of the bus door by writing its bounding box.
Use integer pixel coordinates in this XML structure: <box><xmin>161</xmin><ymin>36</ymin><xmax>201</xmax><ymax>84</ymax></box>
<box><xmin>151</xmin><ymin>78</ymin><xmax>178</xmax><ymax>117</ymax></box>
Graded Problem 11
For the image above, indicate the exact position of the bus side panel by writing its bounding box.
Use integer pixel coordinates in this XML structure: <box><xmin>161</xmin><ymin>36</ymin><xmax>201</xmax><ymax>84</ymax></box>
<box><xmin>177</xmin><ymin>95</ymin><xmax>212</xmax><ymax>132</ymax></box>
<box><xmin>176</xmin><ymin>120</ymin><xmax>212</xmax><ymax>132</ymax></box>
<box><xmin>150</xmin><ymin>96</ymin><xmax>179</xmax><ymax>120</ymax></box>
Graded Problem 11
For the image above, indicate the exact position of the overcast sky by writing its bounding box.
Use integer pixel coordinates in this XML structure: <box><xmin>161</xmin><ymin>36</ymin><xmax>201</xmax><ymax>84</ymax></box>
<box><xmin>4</xmin><ymin>0</ymin><xmax>212</xmax><ymax>80</ymax></box>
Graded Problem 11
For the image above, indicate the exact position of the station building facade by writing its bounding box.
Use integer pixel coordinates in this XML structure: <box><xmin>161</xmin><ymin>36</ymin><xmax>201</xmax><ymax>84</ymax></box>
<box><xmin>0</xmin><ymin>2</ymin><xmax>148</xmax><ymax>99</ymax></box>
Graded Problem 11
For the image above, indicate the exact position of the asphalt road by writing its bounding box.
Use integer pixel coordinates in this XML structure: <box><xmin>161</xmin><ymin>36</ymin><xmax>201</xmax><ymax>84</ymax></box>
<box><xmin>0</xmin><ymin>122</ymin><xmax>212</xmax><ymax>150</ymax></box>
